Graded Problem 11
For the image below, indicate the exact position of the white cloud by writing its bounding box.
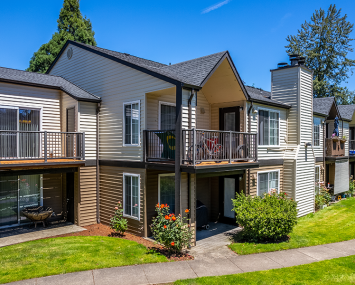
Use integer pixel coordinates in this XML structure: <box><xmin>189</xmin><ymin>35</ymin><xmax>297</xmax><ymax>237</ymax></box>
<box><xmin>202</xmin><ymin>0</ymin><xmax>231</xmax><ymax>14</ymax></box>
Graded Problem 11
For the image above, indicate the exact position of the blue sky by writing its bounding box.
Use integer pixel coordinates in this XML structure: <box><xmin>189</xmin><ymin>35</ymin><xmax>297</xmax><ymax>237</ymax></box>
<box><xmin>1</xmin><ymin>0</ymin><xmax>355</xmax><ymax>91</ymax></box>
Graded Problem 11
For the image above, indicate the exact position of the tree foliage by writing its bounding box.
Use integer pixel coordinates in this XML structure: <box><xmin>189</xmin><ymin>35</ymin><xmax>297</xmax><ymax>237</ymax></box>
<box><xmin>285</xmin><ymin>4</ymin><xmax>355</xmax><ymax>104</ymax></box>
<box><xmin>27</xmin><ymin>0</ymin><xmax>96</xmax><ymax>73</ymax></box>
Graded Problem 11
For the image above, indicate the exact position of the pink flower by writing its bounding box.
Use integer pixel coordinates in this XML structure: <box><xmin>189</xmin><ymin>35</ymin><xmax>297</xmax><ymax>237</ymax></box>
<box><xmin>134</xmin><ymin>204</ymin><xmax>138</xmax><ymax>207</ymax></box>
<box><xmin>115</xmin><ymin>207</ymin><xmax>118</xmax><ymax>210</ymax></box>
<box><xmin>118</xmin><ymin>201</ymin><xmax>121</xmax><ymax>204</ymax></box>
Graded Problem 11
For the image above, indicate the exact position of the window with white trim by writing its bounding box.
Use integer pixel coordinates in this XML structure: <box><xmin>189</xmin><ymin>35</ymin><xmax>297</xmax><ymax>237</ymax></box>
<box><xmin>124</xmin><ymin>101</ymin><xmax>140</xmax><ymax>145</ymax></box>
<box><xmin>315</xmin><ymin>165</ymin><xmax>321</xmax><ymax>194</ymax></box>
<box><xmin>313</xmin><ymin>117</ymin><xmax>321</xmax><ymax>146</ymax></box>
<box><xmin>258</xmin><ymin>110</ymin><xmax>279</xmax><ymax>146</ymax></box>
<box><xmin>158</xmin><ymin>174</ymin><xmax>175</xmax><ymax>213</ymax></box>
<box><xmin>123</xmin><ymin>173</ymin><xmax>140</xmax><ymax>219</ymax></box>
<box><xmin>258</xmin><ymin>171</ymin><xmax>279</xmax><ymax>196</ymax></box>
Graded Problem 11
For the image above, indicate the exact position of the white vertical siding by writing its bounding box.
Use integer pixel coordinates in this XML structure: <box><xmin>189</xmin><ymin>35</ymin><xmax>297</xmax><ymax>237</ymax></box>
<box><xmin>79</xmin><ymin>101</ymin><xmax>97</xmax><ymax>160</ymax></box>
<box><xmin>0</xmin><ymin>82</ymin><xmax>61</xmax><ymax>132</ymax></box>
<box><xmin>49</xmin><ymin>43</ymin><xmax>174</xmax><ymax>161</ymax></box>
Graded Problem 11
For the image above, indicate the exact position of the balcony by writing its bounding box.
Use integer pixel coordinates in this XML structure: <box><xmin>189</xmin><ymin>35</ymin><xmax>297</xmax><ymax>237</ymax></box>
<box><xmin>0</xmin><ymin>131</ymin><xmax>85</xmax><ymax>168</ymax></box>
<box><xmin>325</xmin><ymin>138</ymin><xmax>345</xmax><ymax>157</ymax></box>
<box><xmin>144</xmin><ymin>129</ymin><xmax>258</xmax><ymax>169</ymax></box>
<box><xmin>350</xmin><ymin>140</ymin><xmax>355</xmax><ymax>156</ymax></box>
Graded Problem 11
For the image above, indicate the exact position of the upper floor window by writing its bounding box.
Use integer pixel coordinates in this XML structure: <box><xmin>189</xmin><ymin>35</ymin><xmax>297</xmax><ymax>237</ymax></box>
<box><xmin>258</xmin><ymin>109</ymin><xmax>279</xmax><ymax>146</ymax></box>
<box><xmin>313</xmin><ymin>117</ymin><xmax>321</xmax><ymax>146</ymax></box>
<box><xmin>124</xmin><ymin>101</ymin><xmax>140</xmax><ymax>146</ymax></box>
<box><xmin>159</xmin><ymin>102</ymin><xmax>176</xmax><ymax>130</ymax></box>
<box><xmin>258</xmin><ymin>170</ymin><xmax>279</xmax><ymax>196</ymax></box>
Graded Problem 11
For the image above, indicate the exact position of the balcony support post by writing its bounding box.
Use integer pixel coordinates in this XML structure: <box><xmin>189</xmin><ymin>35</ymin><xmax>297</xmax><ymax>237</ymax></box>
<box><xmin>229</xmin><ymin>131</ymin><xmax>232</xmax><ymax>163</ymax></box>
<box><xmin>82</xmin><ymin>132</ymin><xmax>85</xmax><ymax>160</ymax></box>
<box><xmin>193</xmin><ymin>128</ymin><xmax>196</xmax><ymax>166</ymax></box>
<box><xmin>44</xmin><ymin>131</ymin><xmax>47</xmax><ymax>162</ymax></box>
<box><xmin>175</xmin><ymin>84</ymin><xmax>183</xmax><ymax>215</ymax></box>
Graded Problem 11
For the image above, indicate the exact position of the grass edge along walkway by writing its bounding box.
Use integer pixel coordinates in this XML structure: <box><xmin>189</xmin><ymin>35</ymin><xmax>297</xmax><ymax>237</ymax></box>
<box><xmin>175</xmin><ymin>254</ymin><xmax>355</xmax><ymax>285</ymax></box>
<box><xmin>0</xmin><ymin>236</ymin><xmax>168</xmax><ymax>284</ymax></box>
<box><xmin>229</xmin><ymin>197</ymin><xmax>355</xmax><ymax>255</ymax></box>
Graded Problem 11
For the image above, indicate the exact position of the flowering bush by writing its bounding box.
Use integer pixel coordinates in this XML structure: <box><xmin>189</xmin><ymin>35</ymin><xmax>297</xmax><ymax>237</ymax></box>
<box><xmin>315</xmin><ymin>182</ymin><xmax>332</xmax><ymax>210</ymax></box>
<box><xmin>232</xmin><ymin>190</ymin><xmax>298</xmax><ymax>242</ymax></box>
<box><xmin>110</xmin><ymin>201</ymin><xmax>128</xmax><ymax>235</ymax></box>
<box><xmin>150</xmin><ymin>204</ymin><xmax>193</xmax><ymax>253</ymax></box>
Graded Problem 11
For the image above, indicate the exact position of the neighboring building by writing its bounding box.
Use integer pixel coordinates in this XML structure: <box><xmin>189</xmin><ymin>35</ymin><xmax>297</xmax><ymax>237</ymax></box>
<box><xmin>0</xmin><ymin>41</ymin><xmax>352</xmax><ymax>244</ymax></box>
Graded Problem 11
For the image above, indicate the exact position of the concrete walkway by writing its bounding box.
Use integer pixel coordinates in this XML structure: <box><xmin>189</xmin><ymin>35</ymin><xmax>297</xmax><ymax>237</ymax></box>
<box><xmin>9</xmin><ymin>239</ymin><xmax>355</xmax><ymax>285</ymax></box>
<box><xmin>0</xmin><ymin>223</ymin><xmax>86</xmax><ymax>247</ymax></box>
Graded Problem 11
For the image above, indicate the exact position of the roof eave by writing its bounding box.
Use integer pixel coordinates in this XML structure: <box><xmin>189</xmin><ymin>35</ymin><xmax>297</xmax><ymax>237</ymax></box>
<box><xmin>249</xmin><ymin>99</ymin><xmax>291</xmax><ymax>109</ymax></box>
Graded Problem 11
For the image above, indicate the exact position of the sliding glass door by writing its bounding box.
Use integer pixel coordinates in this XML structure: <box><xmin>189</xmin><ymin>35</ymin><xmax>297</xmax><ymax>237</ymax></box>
<box><xmin>0</xmin><ymin>174</ymin><xmax>42</xmax><ymax>228</ymax></box>
<box><xmin>0</xmin><ymin>107</ymin><xmax>40</xmax><ymax>159</ymax></box>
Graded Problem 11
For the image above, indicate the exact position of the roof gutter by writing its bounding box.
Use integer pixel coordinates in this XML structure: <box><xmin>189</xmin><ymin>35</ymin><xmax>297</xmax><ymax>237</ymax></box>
<box><xmin>249</xmin><ymin>98</ymin><xmax>291</xmax><ymax>109</ymax></box>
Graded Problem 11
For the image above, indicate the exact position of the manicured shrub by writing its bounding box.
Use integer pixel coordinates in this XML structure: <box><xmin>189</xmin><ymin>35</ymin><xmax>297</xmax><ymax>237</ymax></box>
<box><xmin>150</xmin><ymin>204</ymin><xmax>193</xmax><ymax>253</ymax></box>
<box><xmin>110</xmin><ymin>201</ymin><xmax>128</xmax><ymax>235</ymax></box>
<box><xmin>232</xmin><ymin>191</ymin><xmax>298</xmax><ymax>242</ymax></box>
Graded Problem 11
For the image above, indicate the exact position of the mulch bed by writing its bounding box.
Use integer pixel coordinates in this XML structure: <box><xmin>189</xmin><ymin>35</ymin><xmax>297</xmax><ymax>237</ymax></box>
<box><xmin>47</xmin><ymin>223</ymin><xmax>193</xmax><ymax>261</ymax></box>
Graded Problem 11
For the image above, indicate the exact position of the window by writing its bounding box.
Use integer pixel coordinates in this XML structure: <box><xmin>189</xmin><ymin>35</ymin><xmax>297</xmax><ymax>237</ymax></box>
<box><xmin>124</xmin><ymin>101</ymin><xmax>140</xmax><ymax>145</ymax></box>
<box><xmin>258</xmin><ymin>109</ymin><xmax>279</xmax><ymax>146</ymax></box>
<box><xmin>123</xmin><ymin>173</ymin><xmax>140</xmax><ymax>219</ymax></box>
<box><xmin>158</xmin><ymin>174</ymin><xmax>175</xmax><ymax>213</ymax></box>
<box><xmin>315</xmin><ymin>166</ymin><xmax>321</xmax><ymax>194</ymax></box>
<box><xmin>159</xmin><ymin>102</ymin><xmax>176</xmax><ymax>130</ymax></box>
<box><xmin>313</xmin><ymin>117</ymin><xmax>321</xmax><ymax>146</ymax></box>
<box><xmin>0</xmin><ymin>106</ymin><xmax>41</xmax><ymax>158</ymax></box>
<box><xmin>258</xmin><ymin>171</ymin><xmax>279</xmax><ymax>196</ymax></box>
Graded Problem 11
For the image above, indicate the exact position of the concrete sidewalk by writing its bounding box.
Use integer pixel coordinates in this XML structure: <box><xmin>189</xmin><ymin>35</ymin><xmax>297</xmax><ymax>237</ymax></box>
<box><xmin>9</xmin><ymin>239</ymin><xmax>355</xmax><ymax>285</ymax></box>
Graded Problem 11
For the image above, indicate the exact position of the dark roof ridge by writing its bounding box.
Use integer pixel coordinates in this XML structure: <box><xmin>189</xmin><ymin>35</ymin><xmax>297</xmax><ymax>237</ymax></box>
<box><xmin>167</xmin><ymin>51</ymin><xmax>228</xmax><ymax>67</ymax></box>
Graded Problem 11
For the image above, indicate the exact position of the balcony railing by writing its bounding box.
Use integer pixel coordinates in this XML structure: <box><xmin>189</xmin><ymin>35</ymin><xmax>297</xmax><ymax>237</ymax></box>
<box><xmin>0</xmin><ymin>131</ymin><xmax>85</xmax><ymax>161</ymax></box>
<box><xmin>143</xmin><ymin>129</ymin><xmax>257</xmax><ymax>166</ymax></box>
<box><xmin>350</xmin><ymin>140</ymin><xmax>355</xmax><ymax>156</ymax></box>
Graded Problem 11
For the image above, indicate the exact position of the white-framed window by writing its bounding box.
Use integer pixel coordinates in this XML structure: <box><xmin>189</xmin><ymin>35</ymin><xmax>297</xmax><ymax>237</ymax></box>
<box><xmin>257</xmin><ymin>170</ymin><xmax>280</xmax><ymax>196</ymax></box>
<box><xmin>123</xmin><ymin>101</ymin><xmax>140</xmax><ymax>146</ymax></box>
<box><xmin>158</xmin><ymin>173</ymin><xmax>175</xmax><ymax>213</ymax></box>
<box><xmin>315</xmin><ymin>165</ymin><xmax>321</xmax><ymax>194</ymax></box>
<box><xmin>159</xmin><ymin>101</ymin><xmax>176</xmax><ymax>130</ymax></box>
<box><xmin>313</xmin><ymin>117</ymin><xmax>321</xmax><ymax>147</ymax></box>
<box><xmin>123</xmin><ymin>173</ymin><xmax>140</xmax><ymax>220</ymax></box>
<box><xmin>258</xmin><ymin>109</ymin><xmax>280</xmax><ymax>146</ymax></box>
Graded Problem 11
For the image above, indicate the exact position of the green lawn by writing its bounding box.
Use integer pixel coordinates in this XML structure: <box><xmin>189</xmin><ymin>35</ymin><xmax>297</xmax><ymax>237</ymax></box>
<box><xmin>0</xmin><ymin>236</ymin><xmax>168</xmax><ymax>284</ymax></box>
<box><xmin>230</xmin><ymin>197</ymin><xmax>355</xmax><ymax>255</ymax></box>
<box><xmin>175</xmin><ymin>255</ymin><xmax>355</xmax><ymax>285</ymax></box>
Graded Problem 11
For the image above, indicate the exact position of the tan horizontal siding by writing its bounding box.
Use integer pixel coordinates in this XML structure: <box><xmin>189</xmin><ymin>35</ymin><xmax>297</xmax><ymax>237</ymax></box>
<box><xmin>79</xmin><ymin>166</ymin><xmax>97</xmax><ymax>226</ymax></box>
<box><xmin>248</xmin><ymin>165</ymin><xmax>284</xmax><ymax>197</ymax></box>
<box><xmin>100</xmin><ymin>165</ymin><xmax>145</xmax><ymax>236</ymax></box>
<box><xmin>79</xmin><ymin>101</ymin><xmax>97</xmax><ymax>160</ymax></box>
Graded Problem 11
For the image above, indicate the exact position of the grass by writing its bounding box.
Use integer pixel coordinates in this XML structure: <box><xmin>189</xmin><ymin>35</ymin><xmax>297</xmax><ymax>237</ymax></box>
<box><xmin>229</xmin><ymin>197</ymin><xmax>355</xmax><ymax>255</ymax></box>
<box><xmin>0</xmin><ymin>236</ymin><xmax>168</xmax><ymax>284</ymax></box>
<box><xmin>175</xmin><ymin>255</ymin><xmax>355</xmax><ymax>285</ymax></box>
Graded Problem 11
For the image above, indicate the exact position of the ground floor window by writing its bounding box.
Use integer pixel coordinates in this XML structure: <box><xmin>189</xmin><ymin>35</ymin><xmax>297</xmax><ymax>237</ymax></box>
<box><xmin>257</xmin><ymin>170</ymin><xmax>279</xmax><ymax>196</ymax></box>
<box><xmin>158</xmin><ymin>174</ymin><xmax>175</xmax><ymax>213</ymax></box>
<box><xmin>0</xmin><ymin>174</ymin><xmax>42</xmax><ymax>228</ymax></box>
<box><xmin>123</xmin><ymin>173</ymin><xmax>140</xmax><ymax>219</ymax></box>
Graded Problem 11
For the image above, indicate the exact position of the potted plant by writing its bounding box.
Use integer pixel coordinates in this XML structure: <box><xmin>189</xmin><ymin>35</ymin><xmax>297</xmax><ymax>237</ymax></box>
<box><xmin>331</xmin><ymin>133</ymin><xmax>339</xmax><ymax>141</ymax></box>
<box><xmin>340</xmin><ymin>135</ymin><xmax>347</xmax><ymax>143</ymax></box>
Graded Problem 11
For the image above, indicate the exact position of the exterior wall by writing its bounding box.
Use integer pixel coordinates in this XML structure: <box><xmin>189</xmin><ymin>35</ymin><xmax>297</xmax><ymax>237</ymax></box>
<box><xmin>79</xmin><ymin>101</ymin><xmax>97</xmax><ymax>160</ymax></box>
<box><xmin>248</xmin><ymin>165</ymin><xmax>284</xmax><ymax>197</ymax></box>
<box><xmin>246</xmin><ymin>102</ymin><xmax>288</xmax><ymax>160</ymax></box>
<box><xmin>49</xmin><ymin>43</ymin><xmax>174</xmax><ymax>162</ymax></box>
<box><xmin>211</xmin><ymin>101</ymin><xmax>245</xmax><ymax>132</ymax></box>
<box><xmin>182</xmin><ymin>89</ymin><xmax>196</xmax><ymax>130</ymax></box>
<box><xmin>0</xmin><ymin>82</ymin><xmax>61</xmax><ymax>132</ymax></box>
<box><xmin>99</xmin><ymin>165</ymin><xmax>145</xmax><ymax>236</ymax></box>
<box><xmin>343</xmin><ymin>121</ymin><xmax>349</xmax><ymax>155</ymax></box>
<box><xmin>79</xmin><ymin>166</ymin><xmax>97</xmax><ymax>226</ymax></box>
<box><xmin>61</xmin><ymin>92</ymin><xmax>78</xmax><ymax>132</ymax></box>
<box><xmin>196</xmin><ymin>91</ymin><xmax>211</xmax><ymax>130</ymax></box>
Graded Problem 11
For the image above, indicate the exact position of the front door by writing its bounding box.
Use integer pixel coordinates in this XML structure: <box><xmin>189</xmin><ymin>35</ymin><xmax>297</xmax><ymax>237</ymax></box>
<box><xmin>219</xmin><ymin>174</ymin><xmax>241</xmax><ymax>224</ymax></box>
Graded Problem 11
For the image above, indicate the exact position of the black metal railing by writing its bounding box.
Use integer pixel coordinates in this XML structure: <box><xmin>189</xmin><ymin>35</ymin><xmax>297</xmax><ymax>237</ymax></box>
<box><xmin>350</xmin><ymin>140</ymin><xmax>355</xmax><ymax>156</ymax></box>
<box><xmin>143</xmin><ymin>130</ymin><xmax>176</xmax><ymax>162</ymax></box>
<box><xmin>0</xmin><ymin>131</ymin><xmax>85</xmax><ymax>161</ymax></box>
<box><xmin>182</xmin><ymin>129</ymin><xmax>257</xmax><ymax>165</ymax></box>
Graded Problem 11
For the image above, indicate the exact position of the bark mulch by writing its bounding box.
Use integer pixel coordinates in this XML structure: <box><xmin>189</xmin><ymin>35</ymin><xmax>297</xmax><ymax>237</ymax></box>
<box><xmin>48</xmin><ymin>223</ymin><xmax>194</xmax><ymax>261</ymax></box>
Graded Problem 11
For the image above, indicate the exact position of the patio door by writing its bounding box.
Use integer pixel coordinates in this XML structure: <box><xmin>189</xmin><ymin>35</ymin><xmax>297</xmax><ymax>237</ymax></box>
<box><xmin>219</xmin><ymin>174</ymin><xmax>242</xmax><ymax>224</ymax></box>
<box><xmin>0</xmin><ymin>174</ymin><xmax>42</xmax><ymax>229</ymax></box>
<box><xmin>66</xmin><ymin>107</ymin><xmax>75</xmax><ymax>157</ymax></box>
<box><xmin>219</xmin><ymin>107</ymin><xmax>240</xmax><ymax>159</ymax></box>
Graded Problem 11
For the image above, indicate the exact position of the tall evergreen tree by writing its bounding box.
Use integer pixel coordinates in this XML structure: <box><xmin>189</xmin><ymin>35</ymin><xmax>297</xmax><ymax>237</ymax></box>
<box><xmin>285</xmin><ymin>4</ymin><xmax>355</xmax><ymax>104</ymax></box>
<box><xmin>27</xmin><ymin>0</ymin><xmax>96</xmax><ymax>73</ymax></box>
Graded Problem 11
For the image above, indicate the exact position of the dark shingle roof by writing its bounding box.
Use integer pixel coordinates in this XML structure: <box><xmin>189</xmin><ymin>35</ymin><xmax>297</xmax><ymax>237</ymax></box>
<box><xmin>0</xmin><ymin>67</ymin><xmax>100</xmax><ymax>102</ymax></box>
<box><xmin>245</xmin><ymin>86</ymin><xmax>291</xmax><ymax>108</ymax></box>
<box><xmin>337</xmin><ymin>105</ymin><xmax>355</xmax><ymax>121</ymax></box>
<box><xmin>313</xmin><ymin>97</ymin><xmax>335</xmax><ymax>116</ymax></box>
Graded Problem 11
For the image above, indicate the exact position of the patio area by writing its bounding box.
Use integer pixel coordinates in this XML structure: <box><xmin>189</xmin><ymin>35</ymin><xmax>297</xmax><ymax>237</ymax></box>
<box><xmin>189</xmin><ymin>223</ymin><xmax>241</xmax><ymax>259</ymax></box>
<box><xmin>0</xmin><ymin>222</ymin><xmax>86</xmax><ymax>247</ymax></box>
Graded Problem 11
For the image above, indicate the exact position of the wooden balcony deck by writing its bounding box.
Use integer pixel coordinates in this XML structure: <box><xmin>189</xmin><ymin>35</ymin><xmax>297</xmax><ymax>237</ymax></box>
<box><xmin>0</xmin><ymin>159</ymin><xmax>85</xmax><ymax>170</ymax></box>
